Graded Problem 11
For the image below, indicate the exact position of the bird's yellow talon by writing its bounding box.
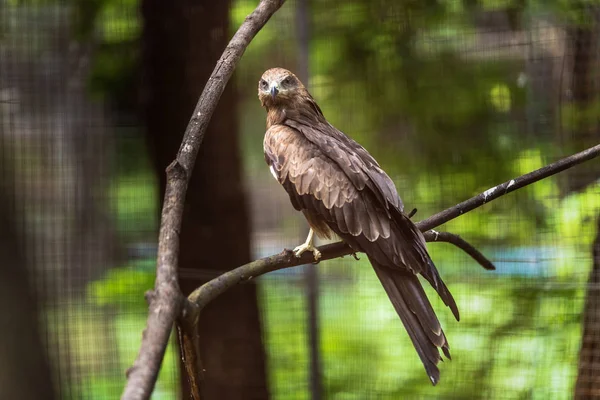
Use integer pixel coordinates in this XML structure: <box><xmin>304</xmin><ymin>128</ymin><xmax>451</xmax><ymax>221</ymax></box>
<box><xmin>313</xmin><ymin>248</ymin><xmax>321</xmax><ymax>260</ymax></box>
<box><xmin>293</xmin><ymin>243</ymin><xmax>321</xmax><ymax>261</ymax></box>
<box><xmin>293</xmin><ymin>228</ymin><xmax>320</xmax><ymax>261</ymax></box>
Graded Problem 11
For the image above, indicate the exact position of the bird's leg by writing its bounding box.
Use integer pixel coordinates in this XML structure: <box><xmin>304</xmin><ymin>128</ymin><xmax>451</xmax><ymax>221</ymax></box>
<box><xmin>293</xmin><ymin>228</ymin><xmax>321</xmax><ymax>261</ymax></box>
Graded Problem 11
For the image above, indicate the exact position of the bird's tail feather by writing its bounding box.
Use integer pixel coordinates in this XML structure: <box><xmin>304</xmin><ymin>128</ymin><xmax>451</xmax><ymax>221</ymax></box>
<box><xmin>370</xmin><ymin>258</ymin><xmax>450</xmax><ymax>385</ymax></box>
<box><xmin>391</xmin><ymin>209</ymin><xmax>460</xmax><ymax>321</ymax></box>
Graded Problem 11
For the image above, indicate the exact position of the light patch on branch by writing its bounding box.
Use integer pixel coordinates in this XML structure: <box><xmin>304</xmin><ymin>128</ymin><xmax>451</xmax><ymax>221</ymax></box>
<box><xmin>483</xmin><ymin>187</ymin><xmax>496</xmax><ymax>202</ymax></box>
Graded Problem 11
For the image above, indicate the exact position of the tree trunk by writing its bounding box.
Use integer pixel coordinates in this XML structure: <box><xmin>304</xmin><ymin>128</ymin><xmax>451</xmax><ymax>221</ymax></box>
<box><xmin>0</xmin><ymin>168</ymin><xmax>55</xmax><ymax>399</ymax></box>
<box><xmin>562</xmin><ymin>6</ymin><xmax>600</xmax><ymax>194</ymax></box>
<box><xmin>575</xmin><ymin>216</ymin><xmax>600</xmax><ymax>399</ymax></box>
<box><xmin>569</xmin><ymin>6</ymin><xmax>600</xmax><ymax>398</ymax></box>
<box><xmin>142</xmin><ymin>0</ymin><xmax>269</xmax><ymax>398</ymax></box>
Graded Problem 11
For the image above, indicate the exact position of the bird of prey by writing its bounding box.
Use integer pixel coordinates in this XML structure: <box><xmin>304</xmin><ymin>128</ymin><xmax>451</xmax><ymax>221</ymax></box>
<box><xmin>258</xmin><ymin>67</ymin><xmax>459</xmax><ymax>384</ymax></box>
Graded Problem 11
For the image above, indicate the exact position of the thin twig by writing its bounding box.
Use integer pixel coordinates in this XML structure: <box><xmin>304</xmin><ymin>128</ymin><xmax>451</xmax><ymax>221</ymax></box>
<box><xmin>423</xmin><ymin>230</ymin><xmax>495</xmax><ymax>271</ymax></box>
<box><xmin>418</xmin><ymin>144</ymin><xmax>600</xmax><ymax>232</ymax></box>
<box><xmin>187</xmin><ymin>143</ymin><xmax>600</xmax><ymax>310</ymax></box>
<box><xmin>121</xmin><ymin>1</ymin><xmax>286</xmax><ymax>399</ymax></box>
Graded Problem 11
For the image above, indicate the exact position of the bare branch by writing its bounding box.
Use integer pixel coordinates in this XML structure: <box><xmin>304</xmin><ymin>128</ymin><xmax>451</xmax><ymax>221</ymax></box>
<box><xmin>121</xmin><ymin>1</ymin><xmax>286</xmax><ymax>399</ymax></box>
<box><xmin>423</xmin><ymin>230</ymin><xmax>495</xmax><ymax>271</ymax></box>
<box><xmin>185</xmin><ymin>231</ymin><xmax>490</xmax><ymax>309</ymax></box>
<box><xmin>187</xmin><ymin>143</ymin><xmax>600</xmax><ymax>310</ymax></box>
<box><xmin>418</xmin><ymin>144</ymin><xmax>600</xmax><ymax>232</ymax></box>
<box><xmin>187</xmin><ymin>244</ymin><xmax>352</xmax><ymax>309</ymax></box>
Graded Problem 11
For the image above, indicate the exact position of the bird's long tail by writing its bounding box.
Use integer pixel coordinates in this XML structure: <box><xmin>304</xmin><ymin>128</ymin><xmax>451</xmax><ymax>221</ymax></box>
<box><xmin>370</xmin><ymin>258</ymin><xmax>451</xmax><ymax>385</ymax></box>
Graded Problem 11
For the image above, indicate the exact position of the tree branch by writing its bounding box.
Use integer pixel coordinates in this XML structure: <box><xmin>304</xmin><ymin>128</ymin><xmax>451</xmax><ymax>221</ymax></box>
<box><xmin>121</xmin><ymin>1</ymin><xmax>286</xmax><ymax>399</ymax></box>
<box><xmin>185</xmin><ymin>232</ymin><xmax>493</xmax><ymax>310</ymax></box>
<box><xmin>177</xmin><ymin>230</ymin><xmax>494</xmax><ymax>284</ymax></box>
<box><xmin>418</xmin><ymin>144</ymin><xmax>600</xmax><ymax>232</ymax></box>
<box><xmin>187</xmin><ymin>143</ymin><xmax>600</xmax><ymax>310</ymax></box>
<box><xmin>423</xmin><ymin>230</ymin><xmax>495</xmax><ymax>271</ymax></box>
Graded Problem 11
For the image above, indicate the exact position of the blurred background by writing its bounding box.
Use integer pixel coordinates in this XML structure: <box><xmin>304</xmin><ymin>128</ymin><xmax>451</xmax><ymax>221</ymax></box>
<box><xmin>1</xmin><ymin>0</ymin><xmax>599</xmax><ymax>399</ymax></box>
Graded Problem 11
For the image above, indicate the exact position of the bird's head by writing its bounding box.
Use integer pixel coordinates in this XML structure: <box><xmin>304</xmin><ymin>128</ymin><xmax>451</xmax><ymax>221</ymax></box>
<box><xmin>258</xmin><ymin>68</ymin><xmax>306</xmax><ymax>108</ymax></box>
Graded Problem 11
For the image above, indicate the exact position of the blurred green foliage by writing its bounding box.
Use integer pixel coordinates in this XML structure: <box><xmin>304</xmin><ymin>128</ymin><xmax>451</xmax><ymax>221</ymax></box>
<box><xmin>87</xmin><ymin>259</ymin><xmax>156</xmax><ymax>309</ymax></box>
<box><xmin>46</xmin><ymin>304</ymin><xmax>179</xmax><ymax>399</ymax></box>
<box><xmin>109</xmin><ymin>171</ymin><xmax>158</xmax><ymax>240</ymax></box>
<box><xmin>71</xmin><ymin>0</ymin><xmax>140</xmax><ymax>100</ymax></box>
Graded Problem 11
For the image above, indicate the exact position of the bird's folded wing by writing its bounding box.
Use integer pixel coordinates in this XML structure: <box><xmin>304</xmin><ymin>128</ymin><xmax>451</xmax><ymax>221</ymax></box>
<box><xmin>265</xmin><ymin>124</ymin><xmax>390</xmax><ymax>242</ymax></box>
<box><xmin>264</xmin><ymin>123</ymin><xmax>459</xmax><ymax>319</ymax></box>
<box><xmin>283</xmin><ymin>111</ymin><xmax>402</xmax><ymax>212</ymax></box>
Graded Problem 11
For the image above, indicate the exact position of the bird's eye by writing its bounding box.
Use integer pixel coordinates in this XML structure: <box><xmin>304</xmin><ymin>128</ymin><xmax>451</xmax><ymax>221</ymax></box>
<box><xmin>281</xmin><ymin>76</ymin><xmax>292</xmax><ymax>86</ymax></box>
<box><xmin>259</xmin><ymin>79</ymin><xmax>268</xmax><ymax>90</ymax></box>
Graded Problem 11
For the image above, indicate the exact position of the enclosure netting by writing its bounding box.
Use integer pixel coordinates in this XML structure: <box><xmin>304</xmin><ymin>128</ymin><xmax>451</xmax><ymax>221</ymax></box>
<box><xmin>1</xmin><ymin>0</ymin><xmax>599</xmax><ymax>399</ymax></box>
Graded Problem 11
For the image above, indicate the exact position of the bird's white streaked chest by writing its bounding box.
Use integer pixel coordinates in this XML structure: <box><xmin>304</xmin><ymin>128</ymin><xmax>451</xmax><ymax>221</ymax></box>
<box><xmin>264</xmin><ymin>124</ymin><xmax>315</xmax><ymax>185</ymax></box>
<box><xmin>263</xmin><ymin>124</ymin><xmax>295</xmax><ymax>183</ymax></box>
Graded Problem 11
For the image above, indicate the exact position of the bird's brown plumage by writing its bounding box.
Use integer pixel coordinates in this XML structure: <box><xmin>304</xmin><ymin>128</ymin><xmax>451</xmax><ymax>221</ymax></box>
<box><xmin>259</xmin><ymin>67</ymin><xmax>459</xmax><ymax>384</ymax></box>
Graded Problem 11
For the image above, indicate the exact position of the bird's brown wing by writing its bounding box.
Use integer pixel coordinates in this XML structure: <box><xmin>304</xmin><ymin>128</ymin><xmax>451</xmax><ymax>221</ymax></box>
<box><xmin>284</xmin><ymin>106</ymin><xmax>403</xmax><ymax>214</ymax></box>
<box><xmin>282</xmin><ymin>110</ymin><xmax>457</xmax><ymax>310</ymax></box>
<box><xmin>264</xmin><ymin>123</ymin><xmax>458</xmax><ymax>384</ymax></box>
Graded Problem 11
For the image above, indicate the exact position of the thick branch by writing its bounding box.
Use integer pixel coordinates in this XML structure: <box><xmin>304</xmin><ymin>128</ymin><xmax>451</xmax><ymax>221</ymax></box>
<box><xmin>187</xmin><ymin>143</ymin><xmax>600</xmax><ymax>310</ymax></box>
<box><xmin>186</xmin><ymin>231</ymin><xmax>489</xmax><ymax>309</ymax></box>
<box><xmin>178</xmin><ymin>231</ymin><xmax>494</xmax><ymax>284</ymax></box>
<box><xmin>121</xmin><ymin>1</ymin><xmax>285</xmax><ymax>399</ymax></box>
<box><xmin>187</xmin><ymin>243</ymin><xmax>353</xmax><ymax>310</ymax></box>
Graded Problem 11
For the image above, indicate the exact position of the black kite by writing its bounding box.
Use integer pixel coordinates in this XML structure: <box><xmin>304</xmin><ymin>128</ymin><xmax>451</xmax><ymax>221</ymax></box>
<box><xmin>258</xmin><ymin>68</ymin><xmax>459</xmax><ymax>385</ymax></box>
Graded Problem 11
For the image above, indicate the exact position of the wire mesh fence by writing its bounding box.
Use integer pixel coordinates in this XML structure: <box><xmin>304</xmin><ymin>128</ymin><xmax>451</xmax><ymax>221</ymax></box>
<box><xmin>1</xmin><ymin>0</ymin><xmax>599</xmax><ymax>399</ymax></box>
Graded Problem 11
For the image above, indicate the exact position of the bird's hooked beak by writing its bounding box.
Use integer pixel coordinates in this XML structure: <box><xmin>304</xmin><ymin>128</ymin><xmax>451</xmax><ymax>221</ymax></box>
<box><xmin>270</xmin><ymin>84</ymin><xmax>279</xmax><ymax>99</ymax></box>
